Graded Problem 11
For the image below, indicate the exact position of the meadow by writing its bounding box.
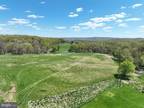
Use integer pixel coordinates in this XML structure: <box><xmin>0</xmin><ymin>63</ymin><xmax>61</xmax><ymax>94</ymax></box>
<box><xmin>81</xmin><ymin>85</ymin><xmax>144</xmax><ymax>108</ymax></box>
<box><xmin>0</xmin><ymin>52</ymin><xmax>117</xmax><ymax>108</ymax></box>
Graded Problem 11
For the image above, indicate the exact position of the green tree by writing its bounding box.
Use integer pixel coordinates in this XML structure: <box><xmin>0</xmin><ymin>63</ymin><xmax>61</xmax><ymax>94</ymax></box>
<box><xmin>118</xmin><ymin>60</ymin><xmax>136</xmax><ymax>76</ymax></box>
<box><xmin>140</xmin><ymin>55</ymin><xmax>144</xmax><ymax>69</ymax></box>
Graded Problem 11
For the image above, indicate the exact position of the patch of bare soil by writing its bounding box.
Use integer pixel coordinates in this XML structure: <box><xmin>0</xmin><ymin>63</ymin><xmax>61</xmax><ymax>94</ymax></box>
<box><xmin>0</xmin><ymin>83</ymin><xmax>16</xmax><ymax>102</ymax></box>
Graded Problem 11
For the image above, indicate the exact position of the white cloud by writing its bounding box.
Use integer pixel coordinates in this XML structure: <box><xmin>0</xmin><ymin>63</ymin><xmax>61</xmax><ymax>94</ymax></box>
<box><xmin>76</xmin><ymin>7</ymin><xmax>83</xmax><ymax>12</ymax></box>
<box><xmin>115</xmin><ymin>19</ymin><xmax>123</xmax><ymax>23</ymax></box>
<box><xmin>26</xmin><ymin>24</ymin><xmax>40</xmax><ymax>30</ymax></box>
<box><xmin>79</xmin><ymin>22</ymin><xmax>105</xmax><ymax>29</ymax></box>
<box><xmin>68</xmin><ymin>12</ymin><xmax>79</xmax><ymax>18</ymax></box>
<box><xmin>27</xmin><ymin>14</ymin><xmax>44</xmax><ymax>19</ymax></box>
<box><xmin>125</xmin><ymin>18</ymin><xmax>141</xmax><ymax>21</ymax></box>
<box><xmin>68</xmin><ymin>7</ymin><xmax>83</xmax><ymax>18</ymax></box>
<box><xmin>132</xmin><ymin>3</ymin><xmax>143</xmax><ymax>8</ymax></box>
<box><xmin>40</xmin><ymin>1</ymin><xmax>46</xmax><ymax>4</ymax></box>
<box><xmin>120</xmin><ymin>6</ymin><xmax>126</xmax><ymax>9</ymax></box>
<box><xmin>8</xmin><ymin>18</ymin><xmax>30</xmax><ymax>25</ymax></box>
<box><xmin>112</xmin><ymin>12</ymin><xmax>126</xmax><ymax>18</ymax></box>
<box><xmin>90</xmin><ymin>12</ymin><xmax>126</xmax><ymax>23</ymax></box>
<box><xmin>71</xmin><ymin>12</ymin><xmax>127</xmax><ymax>30</ymax></box>
<box><xmin>55</xmin><ymin>26</ymin><xmax>67</xmax><ymax>30</ymax></box>
<box><xmin>8</xmin><ymin>17</ymin><xmax>41</xmax><ymax>30</ymax></box>
<box><xmin>139</xmin><ymin>25</ymin><xmax>144</xmax><ymax>33</ymax></box>
<box><xmin>25</xmin><ymin>10</ymin><xmax>32</xmax><ymax>13</ymax></box>
<box><xmin>118</xmin><ymin>23</ymin><xmax>128</xmax><ymax>27</ymax></box>
<box><xmin>71</xmin><ymin>26</ymin><xmax>81</xmax><ymax>31</ymax></box>
<box><xmin>0</xmin><ymin>5</ymin><xmax>8</xmax><ymax>10</ymax></box>
<box><xmin>140</xmin><ymin>25</ymin><xmax>144</xmax><ymax>28</ymax></box>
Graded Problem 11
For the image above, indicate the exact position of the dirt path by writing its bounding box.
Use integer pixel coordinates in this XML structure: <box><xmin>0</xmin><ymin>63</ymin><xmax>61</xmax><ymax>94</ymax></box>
<box><xmin>5</xmin><ymin>83</ymin><xmax>16</xmax><ymax>102</ymax></box>
<box><xmin>0</xmin><ymin>83</ymin><xmax>16</xmax><ymax>102</ymax></box>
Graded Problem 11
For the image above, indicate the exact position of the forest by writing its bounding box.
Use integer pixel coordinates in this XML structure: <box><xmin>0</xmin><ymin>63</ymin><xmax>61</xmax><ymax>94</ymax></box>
<box><xmin>69</xmin><ymin>39</ymin><xmax>144</xmax><ymax>70</ymax></box>
<box><xmin>0</xmin><ymin>35</ymin><xmax>64</xmax><ymax>55</ymax></box>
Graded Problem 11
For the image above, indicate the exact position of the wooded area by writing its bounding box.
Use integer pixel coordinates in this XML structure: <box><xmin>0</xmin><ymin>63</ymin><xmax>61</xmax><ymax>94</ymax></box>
<box><xmin>0</xmin><ymin>35</ymin><xmax>64</xmax><ymax>54</ymax></box>
<box><xmin>69</xmin><ymin>39</ymin><xmax>144</xmax><ymax>70</ymax></box>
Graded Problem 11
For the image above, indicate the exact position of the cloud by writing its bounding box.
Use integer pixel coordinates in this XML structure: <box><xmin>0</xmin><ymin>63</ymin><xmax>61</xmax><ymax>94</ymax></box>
<box><xmin>79</xmin><ymin>22</ymin><xmax>105</xmax><ymax>29</ymax></box>
<box><xmin>140</xmin><ymin>25</ymin><xmax>144</xmax><ymax>29</ymax></box>
<box><xmin>26</xmin><ymin>24</ymin><xmax>40</xmax><ymax>30</ymax></box>
<box><xmin>139</xmin><ymin>25</ymin><xmax>144</xmax><ymax>33</ymax></box>
<box><xmin>125</xmin><ymin>18</ymin><xmax>141</xmax><ymax>21</ymax></box>
<box><xmin>90</xmin><ymin>12</ymin><xmax>126</xmax><ymax>23</ymax></box>
<box><xmin>76</xmin><ymin>7</ymin><xmax>83</xmax><ymax>12</ymax></box>
<box><xmin>115</xmin><ymin>19</ymin><xmax>123</xmax><ymax>23</ymax></box>
<box><xmin>71</xmin><ymin>26</ymin><xmax>81</xmax><ymax>31</ymax></box>
<box><xmin>120</xmin><ymin>6</ymin><xmax>126</xmax><ymax>9</ymax></box>
<box><xmin>118</xmin><ymin>23</ymin><xmax>128</xmax><ymax>27</ymax></box>
<box><xmin>27</xmin><ymin>14</ymin><xmax>45</xmax><ymax>19</ymax></box>
<box><xmin>68</xmin><ymin>7</ymin><xmax>83</xmax><ymax>18</ymax></box>
<box><xmin>8</xmin><ymin>18</ymin><xmax>40</xmax><ymax>30</ymax></box>
<box><xmin>25</xmin><ymin>10</ymin><xmax>32</xmax><ymax>13</ymax></box>
<box><xmin>8</xmin><ymin>18</ymin><xmax>30</xmax><ymax>25</ymax></box>
<box><xmin>71</xmin><ymin>12</ymin><xmax>127</xmax><ymax>30</ymax></box>
<box><xmin>132</xmin><ymin>3</ymin><xmax>143</xmax><ymax>8</ymax></box>
<box><xmin>68</xmin><ymin>12</ymin><xmax>79</xmax><ymax>18</ymax></box>
<box><xmin>55</xmin><ymin>26</ymin><xmax>67</xmax><ymax>30</ymax></box>
<box><xmin>40</xmin><ymin>1</ymin><xmax>46</xmax><ymax>4</ymax></box>
<box><xmin>0</xmin><ymin>5</ymin><xmax>8</xmax><ymax>10</ymax></box>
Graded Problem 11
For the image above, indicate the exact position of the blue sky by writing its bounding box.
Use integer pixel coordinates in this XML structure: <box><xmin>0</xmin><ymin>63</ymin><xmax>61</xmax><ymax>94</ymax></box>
<box><xmin>0</xmin><ymin>0</ymin><xmax>144</xmax><ymax>38</ymax></box>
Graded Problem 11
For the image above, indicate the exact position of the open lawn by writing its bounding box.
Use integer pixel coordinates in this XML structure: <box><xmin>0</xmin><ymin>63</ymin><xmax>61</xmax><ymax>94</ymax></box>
<box><xmin>81</xmin><ymin>85</ymin><xmax>144</xmax><ymax>108</ymax></box>
<box><xmin>0</xmin><ymin>53</ymin><xmax>117</xmax><ymax>108</ymax></box>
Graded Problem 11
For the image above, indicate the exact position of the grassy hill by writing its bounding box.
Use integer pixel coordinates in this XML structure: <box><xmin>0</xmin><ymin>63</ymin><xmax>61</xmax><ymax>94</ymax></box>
<box><xmin>0</xmin><ymin>53</ymin><xmax>117</xmax><ymax>108</ymax></box>
<box><xmin>81</xmin><ymin>85</ymin><xmax>144</xmax><ymax>108</ymax></box>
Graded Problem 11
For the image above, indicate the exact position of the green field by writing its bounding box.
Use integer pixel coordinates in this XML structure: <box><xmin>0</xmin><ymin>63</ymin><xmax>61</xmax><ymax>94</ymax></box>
<box><xmin>0</xmin><ymin>53</ymin><xmax>117</xmax><ymax>107</ymax></box>
<box><xmin>81</xmin><ymin>85</ymin><xmax>144</xmax><ymax>108</ymax></box>
<box><xmin>81</xmin><ymin>74</ymin><xmax>144</xmax><ymax>108</ymax></box>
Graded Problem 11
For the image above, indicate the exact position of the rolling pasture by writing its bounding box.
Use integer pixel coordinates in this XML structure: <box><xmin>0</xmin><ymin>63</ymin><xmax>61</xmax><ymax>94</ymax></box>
<box><xmin>0</xmin><ymin>53</ymin><xmax>117</xmax><ymax>108</ymax></box>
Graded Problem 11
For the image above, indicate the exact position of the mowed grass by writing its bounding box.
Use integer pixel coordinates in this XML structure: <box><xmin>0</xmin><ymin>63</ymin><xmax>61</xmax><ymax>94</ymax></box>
<box><xmin>0</xmin><ymin>53</ymin><xmax>117</xmax><ymax>107</ymax></box>
<box><xmin>81</xmin><ymin>85</ymin><xmax>144</xmax><ymax>108</ymax></box>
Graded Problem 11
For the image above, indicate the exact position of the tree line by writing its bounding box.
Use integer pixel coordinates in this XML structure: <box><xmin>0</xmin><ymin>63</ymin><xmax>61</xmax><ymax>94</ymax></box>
<box><xmin>69</xmin><ymin>39</ymin><xmax>144</xmax><ymax>70</ymax></box>
<box><xmin>0</xmin><ymin>35</ymin><xmax>64</xmax><ymax>55</ymax></box>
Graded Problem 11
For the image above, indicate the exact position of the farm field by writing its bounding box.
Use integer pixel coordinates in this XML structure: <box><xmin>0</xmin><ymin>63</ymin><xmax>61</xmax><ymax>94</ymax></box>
<box><xmin>0</xmin><ymin>53</ymin><xmax>117</xmax><ymax>108</ymax></box>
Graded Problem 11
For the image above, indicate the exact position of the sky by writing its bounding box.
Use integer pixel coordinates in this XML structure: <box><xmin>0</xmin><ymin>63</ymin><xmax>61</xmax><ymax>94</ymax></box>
<box><xmin>0</xmin><ymin>0</ymin><xmax>144</xmax><ymax>38</ymax></box>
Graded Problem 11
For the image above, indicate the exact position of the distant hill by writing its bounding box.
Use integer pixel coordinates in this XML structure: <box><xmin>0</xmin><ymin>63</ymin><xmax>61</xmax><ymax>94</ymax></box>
<box><xmin>63</xmin><ymin>37</ymin><xmax>118</xmax><ymax>41</ymax></box>
<box><xmin>63</xmin><ymin>37</ymin><xmax>144</xmax><ymax>41</ymax></box>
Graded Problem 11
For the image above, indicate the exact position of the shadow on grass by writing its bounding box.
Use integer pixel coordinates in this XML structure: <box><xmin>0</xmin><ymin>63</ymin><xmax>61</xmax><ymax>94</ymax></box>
<box><xmin>114</xmin><ymin>74</ymin><xmax>130</xmax><ymax>80</ymax></box>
